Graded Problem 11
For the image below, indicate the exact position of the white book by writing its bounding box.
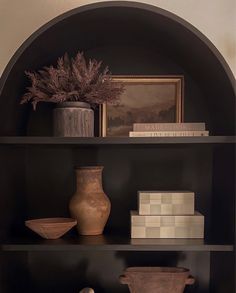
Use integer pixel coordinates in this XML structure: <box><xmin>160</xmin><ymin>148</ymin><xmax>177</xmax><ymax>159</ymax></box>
<box><xmin>133</xmin><ymin>123</ymin><xmax>206</xmax><ymax>132</ymax></box>
<box><xmin>129</xmin><ymin>131</ymin><xmax>209</xmax><ymax>137</ymax></box>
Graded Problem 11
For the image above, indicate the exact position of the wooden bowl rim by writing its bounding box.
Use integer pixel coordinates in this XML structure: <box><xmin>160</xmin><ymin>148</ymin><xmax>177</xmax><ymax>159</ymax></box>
<box><xmin>25</xmin><ymin>218</ymin><xmax>77</xmax><ymax>225</ymax></box>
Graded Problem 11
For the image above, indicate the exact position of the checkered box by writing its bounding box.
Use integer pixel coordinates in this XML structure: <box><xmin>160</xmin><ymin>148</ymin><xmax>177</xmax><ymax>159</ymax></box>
<box><xmin>138</xmin><ymin>191</ymin><xmax>194</xmax><ymax>215</ymax></box>
<box><xmin>131</xmin><ymin>211</ymin><xmax>204</xmax><ymax>238</ymax></box>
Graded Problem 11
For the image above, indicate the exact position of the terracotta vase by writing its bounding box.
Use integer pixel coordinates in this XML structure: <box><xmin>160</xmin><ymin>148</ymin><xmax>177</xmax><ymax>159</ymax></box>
<box><xmin>120</xmin><ymin>267</ymin><xmax>195</xmax><ymax>293</ymax></box>
<box><xmin>69</xmin><ymin>166</ymin><xmax>111</xmax><ymax>235</ymax></box>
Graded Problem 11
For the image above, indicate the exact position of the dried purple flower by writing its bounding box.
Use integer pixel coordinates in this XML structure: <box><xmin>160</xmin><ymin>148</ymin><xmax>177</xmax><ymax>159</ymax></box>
<box><xmin>21</xmin><ymin>52</ymin><xmax>124</xmax><ymax>110</ymax></box>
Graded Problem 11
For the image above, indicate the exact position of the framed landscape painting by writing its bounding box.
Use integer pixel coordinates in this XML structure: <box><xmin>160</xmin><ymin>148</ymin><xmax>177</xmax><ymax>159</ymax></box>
<box><xmin>100</xmin><ymin>76</ymin><xmax>184</xmax><ymax>137</ymax></box>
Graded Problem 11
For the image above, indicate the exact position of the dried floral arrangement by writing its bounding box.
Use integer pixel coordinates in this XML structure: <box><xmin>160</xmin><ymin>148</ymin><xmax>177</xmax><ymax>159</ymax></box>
<box><xmin>20</xmin><ymin>52</ymin><xmax>124</xmax><ymax>110</ymax></box>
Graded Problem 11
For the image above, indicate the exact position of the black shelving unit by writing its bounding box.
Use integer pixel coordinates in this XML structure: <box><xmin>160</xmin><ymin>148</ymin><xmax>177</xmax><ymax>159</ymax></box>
<box><xmin>0</xmin><ymin>2</ymin><xmax>235</xmax><ymax>293</ymax></box>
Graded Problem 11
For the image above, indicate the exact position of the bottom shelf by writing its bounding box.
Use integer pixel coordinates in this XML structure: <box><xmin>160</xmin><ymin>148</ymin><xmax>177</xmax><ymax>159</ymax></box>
<box><xmin>1</xmin><ymin>235</ymin><xmax>234</xmax><ymax>251</ymax></box>
<box><xmin>1</xmin><ymin>248</ymin><xmax>234</xmax><ymax>293</ymax></box>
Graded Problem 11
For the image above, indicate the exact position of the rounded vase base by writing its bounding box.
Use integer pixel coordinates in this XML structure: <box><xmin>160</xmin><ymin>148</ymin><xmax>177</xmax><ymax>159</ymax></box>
<box><xmin>78</xmin><ymin>230</ymin><xmax>104</xmax><ymax>236</ymax></box>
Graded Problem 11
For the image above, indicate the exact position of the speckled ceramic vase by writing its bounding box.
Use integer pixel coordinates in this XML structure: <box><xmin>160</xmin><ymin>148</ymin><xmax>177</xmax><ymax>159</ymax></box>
<box><xmin>69</xmin><ymin>166</ymin><xmax>111</xmax><ymax>235</ymax></box>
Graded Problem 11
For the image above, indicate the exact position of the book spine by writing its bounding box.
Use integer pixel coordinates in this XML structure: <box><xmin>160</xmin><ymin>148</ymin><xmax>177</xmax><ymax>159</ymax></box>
<box><xmin>129</xmin><ymin>131</ymin><xmax>209</xmax><ymax>137</ymax></box>
<box><xmin>133</xmin><ymin>123</ymin><xmax>205</xmax><ymax>132</ymax></box>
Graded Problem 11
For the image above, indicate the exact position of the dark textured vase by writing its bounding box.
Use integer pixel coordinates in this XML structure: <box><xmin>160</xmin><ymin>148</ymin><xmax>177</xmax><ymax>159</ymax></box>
<box><xmin>69</xmin><ymin>166</ymin><xmax>111</xmax><ymax>235</ymax></box>
<box><xmin>120</xmin><ymin>267</ymin><xmax>195</xmax><ymax>293</ymax></box>
<box><xmin>53</xmin><ymin>101</ymin><xmax>94</xmax><ymax>137</ymax></box>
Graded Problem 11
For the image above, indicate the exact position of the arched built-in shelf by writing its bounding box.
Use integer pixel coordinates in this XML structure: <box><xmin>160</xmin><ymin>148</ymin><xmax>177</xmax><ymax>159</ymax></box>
<box><xmin>0</xmin><ymin>2</ymin><xmax>235</xmax><ymax>293</ymax></box>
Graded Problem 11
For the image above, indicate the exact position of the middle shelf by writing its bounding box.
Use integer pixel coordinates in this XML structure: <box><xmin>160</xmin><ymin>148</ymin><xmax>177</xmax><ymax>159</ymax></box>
<box><xmin>1</xmin><ymin>236</ymin><xmax>233</xmax><ymax>252</ymax></box>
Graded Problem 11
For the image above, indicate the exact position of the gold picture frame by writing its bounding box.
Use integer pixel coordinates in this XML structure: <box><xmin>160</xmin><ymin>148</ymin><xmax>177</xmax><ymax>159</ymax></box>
<box><xmin>100</xmin><ymin>75</ymin><xmax>184</xmax><ymax>137</ymax></box>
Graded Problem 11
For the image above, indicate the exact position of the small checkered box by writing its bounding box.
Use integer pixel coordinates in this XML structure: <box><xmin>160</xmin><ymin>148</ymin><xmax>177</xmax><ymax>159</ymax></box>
<box><xmin>138</xmin><ymin>191</ymin><xmax>194</xmax><ymax>215</ymax></box>
<box><xmin>131</xmin><ymin>210</ymin><xmax>204</xmax><ymax>239</ymax></box>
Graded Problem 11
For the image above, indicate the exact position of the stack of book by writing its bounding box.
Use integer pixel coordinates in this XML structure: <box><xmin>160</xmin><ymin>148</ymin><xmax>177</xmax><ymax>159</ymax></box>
<box><xmin>129</xmin><ymin>123</ymin><xmax>209</xmax><ymax>137</ymax></box>
<box><xmin>131</xmin><ymin>191</ymin><xmax>204</xmax><ymax>239</ymax></box>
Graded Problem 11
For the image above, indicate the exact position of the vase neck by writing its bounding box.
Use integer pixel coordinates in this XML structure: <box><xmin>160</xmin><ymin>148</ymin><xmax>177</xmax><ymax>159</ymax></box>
<box><xmin>76</xmin><ymin>167</ymin><xmax>103</xmax><ymax>193</ymax></box>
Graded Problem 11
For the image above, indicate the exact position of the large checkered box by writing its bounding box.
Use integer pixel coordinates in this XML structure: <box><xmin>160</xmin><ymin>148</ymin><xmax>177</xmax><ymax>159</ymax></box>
<box><xmin>138</xmin><ymin>191</ymin><xmax>194</xmax><ymax>215</ymax></box>
<box><xmin>131</xmin><ymin>211</ymin><xmax>204</xmax><ymax>238</ymax></box>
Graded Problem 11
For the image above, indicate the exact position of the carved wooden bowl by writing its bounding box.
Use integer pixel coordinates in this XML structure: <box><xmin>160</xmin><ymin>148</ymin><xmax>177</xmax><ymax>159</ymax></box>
<box><xmin>25</xmin><ymin>218</ymin><xmax>77</xmax><ymax>239</ymax></box>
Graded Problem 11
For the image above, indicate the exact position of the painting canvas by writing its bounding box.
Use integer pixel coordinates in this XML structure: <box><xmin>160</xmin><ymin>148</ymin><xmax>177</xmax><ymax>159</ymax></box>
<box><xmin>101</xmin><ymin>76</ymin><xmax>183</xmax><ymax>137</ymax></box>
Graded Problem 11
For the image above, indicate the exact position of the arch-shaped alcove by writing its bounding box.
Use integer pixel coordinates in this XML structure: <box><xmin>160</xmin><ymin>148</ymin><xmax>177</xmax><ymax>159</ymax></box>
<box><xmin>0</xmin><ymin>3</ymin><xmax>235</xmax><ymax>293</ymax></box>
<box><xmin>0</xmin><ymin>1</ymin><xmax>235</xmax><ymax>136</ymax></box>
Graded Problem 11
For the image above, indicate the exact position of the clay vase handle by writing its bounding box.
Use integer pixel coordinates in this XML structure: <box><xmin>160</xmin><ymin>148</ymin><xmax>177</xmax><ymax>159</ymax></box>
<box><xmin>186</xmin><ymin>276</ymin><xmax>195</xmax><ymax>285</ymax></box>
<box><xmin>119</xmin><ymin>275</ymin><xmax>130</xmax><ymax>284</ymax></box>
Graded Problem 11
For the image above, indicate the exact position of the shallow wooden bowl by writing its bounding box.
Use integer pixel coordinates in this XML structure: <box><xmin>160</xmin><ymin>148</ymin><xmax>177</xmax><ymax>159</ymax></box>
<box><xmin>25</xmin><ymin>218</ymin><xmax>77</xmax><ymax>239</ymax></box>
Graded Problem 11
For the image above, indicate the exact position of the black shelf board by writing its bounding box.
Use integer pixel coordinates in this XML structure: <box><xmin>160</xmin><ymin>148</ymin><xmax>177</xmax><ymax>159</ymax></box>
<box><xmin>1</xmin><ymin>236</ymin><xmax>234</xmax><ymax>252</ymax></box>
<box><xmin>0</xmin><ymin>136</ymin><xmax>235</xmax><ymax>145</ymax></box>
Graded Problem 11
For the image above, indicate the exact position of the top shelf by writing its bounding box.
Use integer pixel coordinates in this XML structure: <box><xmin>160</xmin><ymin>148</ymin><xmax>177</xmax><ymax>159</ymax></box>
<box><xmin>0</xmin><ymin>136</ymin><xmax>235</xmax><ymax>145</ymax></box>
